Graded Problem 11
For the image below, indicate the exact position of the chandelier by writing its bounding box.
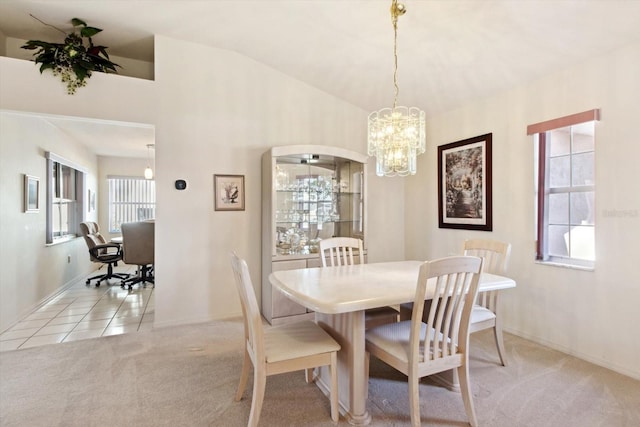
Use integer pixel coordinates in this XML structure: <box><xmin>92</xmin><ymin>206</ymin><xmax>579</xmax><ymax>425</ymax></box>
<box><xmin>367</xmin><ymin>0</ymin><xmax>425</xmax><ymax>177</ymax></box>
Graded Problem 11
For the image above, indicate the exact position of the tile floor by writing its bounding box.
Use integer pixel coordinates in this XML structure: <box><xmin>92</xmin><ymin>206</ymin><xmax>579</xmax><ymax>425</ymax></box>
<box><xmin>0</xmin><ymin>264</ymin><xmax>153</xmax><ymax>352</ymax></box>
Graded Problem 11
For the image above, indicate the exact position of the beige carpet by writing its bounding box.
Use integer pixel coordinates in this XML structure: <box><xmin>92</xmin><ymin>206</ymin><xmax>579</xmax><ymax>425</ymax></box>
<box><xmin>1</xmin><ymin>318</ymin><xmax>638</xmax><ymax>427</ymax></box>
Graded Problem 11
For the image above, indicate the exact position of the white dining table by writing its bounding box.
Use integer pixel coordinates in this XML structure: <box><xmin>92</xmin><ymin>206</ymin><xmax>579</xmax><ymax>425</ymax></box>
<box><xmin>269</xmin><ymin>260</ymin><xmax>516</xmax><ymax>425</ymax></box>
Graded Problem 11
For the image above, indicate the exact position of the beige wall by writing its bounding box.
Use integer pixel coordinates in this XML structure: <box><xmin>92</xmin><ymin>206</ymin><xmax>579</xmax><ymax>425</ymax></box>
<box><xmin>405</xmin><ymin>42</ymin><xmax>640</xmax><ymax>379</ymax></box>
<box><xmin>0</xmin><ymin>36</ymin><xmax>405</xmax><ymax>333</ymax></box>
<box><xmin>152</xmin><ymin>35</ymin><xmax>404</xmax><ymax>327</ymax></box>
<box><xmin>0</xmin><ymin>111</ymin><xmax>98</xmax><ymax>330</ymax></box>
<box><xmin>2</xmin><ymin>32</ymin><xmax>637</xmax><ymax>379</ymax></box>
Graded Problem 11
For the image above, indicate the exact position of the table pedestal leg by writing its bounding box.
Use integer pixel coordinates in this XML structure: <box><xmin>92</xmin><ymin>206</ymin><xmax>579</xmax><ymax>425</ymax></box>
<box><xmin>316</xmin><ymin>311</ymin><xmax>371</xmax><ymax>425</ymax></box>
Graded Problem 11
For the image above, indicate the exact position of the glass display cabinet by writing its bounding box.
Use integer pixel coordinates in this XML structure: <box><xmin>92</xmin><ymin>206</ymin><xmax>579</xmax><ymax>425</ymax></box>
<box><xmin>261</xmin><ymin>145</ymin><xmax>367</xmax><ymax>324</ymax></box>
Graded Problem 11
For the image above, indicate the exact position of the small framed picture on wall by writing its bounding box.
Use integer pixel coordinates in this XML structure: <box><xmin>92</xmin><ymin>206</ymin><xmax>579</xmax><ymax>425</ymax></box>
<box><xmin>214</xmin><ymin>174</ymin><xmax>245</xmax><ymax>211</ymax></box>
<box><xmin>24</xmin><ymin>174</ymin><xmax>40</xmax><ymax>213</ymax></box>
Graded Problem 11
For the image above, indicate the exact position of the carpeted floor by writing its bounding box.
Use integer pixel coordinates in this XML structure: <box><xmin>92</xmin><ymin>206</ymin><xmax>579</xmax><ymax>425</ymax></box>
<box><xmin>1</xmin><ymin>318</ymin><xmax>638</xmax><ymax>426</ymax></box>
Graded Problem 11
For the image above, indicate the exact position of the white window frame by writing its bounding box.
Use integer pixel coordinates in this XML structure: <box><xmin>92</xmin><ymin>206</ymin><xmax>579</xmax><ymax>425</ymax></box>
<box><xmin>528</xmin><ymin>109</ymin><xmax>599</xmax><ymax>269</ymax></box>
<box><xmin>45</xmin><ymin>152</ymin><xmax>87</xmax><ymax>244</ymax></box>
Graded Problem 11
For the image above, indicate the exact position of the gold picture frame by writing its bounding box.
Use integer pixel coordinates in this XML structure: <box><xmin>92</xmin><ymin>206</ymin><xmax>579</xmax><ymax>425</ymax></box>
<box><xmin>214</xmin><ymin>174</ymin><xmax>245</xmax><ymax>211</ymax></box>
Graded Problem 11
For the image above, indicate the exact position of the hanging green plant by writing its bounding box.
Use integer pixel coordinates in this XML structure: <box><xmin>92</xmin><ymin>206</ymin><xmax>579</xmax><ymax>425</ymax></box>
<box><xmin>21</xmin><ymin>17</ymin><xmax>120</xmax><ymax>94</ymax></box>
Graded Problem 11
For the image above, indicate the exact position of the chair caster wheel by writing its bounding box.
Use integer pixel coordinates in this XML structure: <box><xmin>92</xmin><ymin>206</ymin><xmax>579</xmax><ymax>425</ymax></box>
<box><xmin>86</xmin><ymin>280</ymin><xmax>90</xmax><ymax>285</ymax></box>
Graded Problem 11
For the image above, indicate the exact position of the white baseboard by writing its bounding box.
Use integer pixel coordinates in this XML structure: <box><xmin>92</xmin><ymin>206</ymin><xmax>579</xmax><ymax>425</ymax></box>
<box><xmin>2</xmin><ymin>271</ymin><xmax>89</xmax><ymax>334</ymax></box>
<box><xmin>504</xmin><ymin>327</ymin><xmax>639</xmax><ymax>380</ymax></box>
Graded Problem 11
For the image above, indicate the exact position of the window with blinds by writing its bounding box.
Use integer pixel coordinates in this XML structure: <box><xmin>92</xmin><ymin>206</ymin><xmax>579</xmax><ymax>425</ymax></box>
<box><xmin>45</xmin><ymin>152</ymin><xmax>87</xmax><ymax>244</ymax></box>
<box><xmin>108</xmin><ymin>177</ymin><xmax>156</xmax><ymax>232</ymax></box>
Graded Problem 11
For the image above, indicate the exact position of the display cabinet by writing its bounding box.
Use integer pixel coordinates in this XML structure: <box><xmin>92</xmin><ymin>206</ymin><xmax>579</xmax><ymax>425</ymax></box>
<box><xmin>262</xmin><ymin>145</ymin><xmax>367</xmax><ymax>324</ymax></box>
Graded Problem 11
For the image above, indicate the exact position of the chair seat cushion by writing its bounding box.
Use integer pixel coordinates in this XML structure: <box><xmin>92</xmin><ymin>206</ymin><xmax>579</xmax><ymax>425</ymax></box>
<box><xmin>471</xmin><ymin>305</ymin><xmax>496</xmax><ymax>323</ymax></box>
<box><xmin>366</xmin><ymin>320</ymin><xmax>434</xmax><ymax>363</ymax></box>
<box><xmin>265</xmin><ymin>321</ymin><xmax>340</xmax><ymax>363</ymax></box>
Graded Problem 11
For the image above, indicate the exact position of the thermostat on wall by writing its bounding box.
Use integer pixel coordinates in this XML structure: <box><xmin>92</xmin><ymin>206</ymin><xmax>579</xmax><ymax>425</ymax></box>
<box><xmin>175</xmin><ymin>179</ymin><xmax>187</xmax><ymax>190</ymax></box>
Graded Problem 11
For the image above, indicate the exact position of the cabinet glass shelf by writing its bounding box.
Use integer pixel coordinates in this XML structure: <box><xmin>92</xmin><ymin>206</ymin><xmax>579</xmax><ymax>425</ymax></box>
<box><xmin>262</xmin><ymin>145</ymin><xmax>367</xmax><ymax>325</ymax></box>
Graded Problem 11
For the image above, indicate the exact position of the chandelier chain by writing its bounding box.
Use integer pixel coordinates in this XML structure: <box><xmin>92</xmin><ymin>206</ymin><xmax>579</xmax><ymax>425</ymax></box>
<box><xmin>391</xmin><ymin>0</ymin><xmax>405</xmax><ymax>109</ymax></box>
<box><xmin>392</xmin><ymin>7</ymin><xmax>399</xmax><ymax>109</ymax></box>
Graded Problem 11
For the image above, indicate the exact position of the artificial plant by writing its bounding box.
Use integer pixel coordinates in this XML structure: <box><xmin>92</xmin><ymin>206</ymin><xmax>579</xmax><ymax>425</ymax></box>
<box><xmin>21</xmin><ymin>17</ymin><xmax>120</xmax><ymax>94</ymax></box>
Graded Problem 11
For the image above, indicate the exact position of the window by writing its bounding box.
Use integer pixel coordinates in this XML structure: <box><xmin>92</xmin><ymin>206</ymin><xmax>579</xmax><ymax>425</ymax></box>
<box><xmin>528</xmin><ymin>109</ymin><xmax>599</xmax><ymax>268</ymax></box>
<box><xmin>108</xmin><ymin>177</ymin><xmax>156</xmax><ymax>233</ymax></box>
<box><xmin>45</xmin><ymin>152</ymin><xmax>86</xmax><ymax>244</ymax></box>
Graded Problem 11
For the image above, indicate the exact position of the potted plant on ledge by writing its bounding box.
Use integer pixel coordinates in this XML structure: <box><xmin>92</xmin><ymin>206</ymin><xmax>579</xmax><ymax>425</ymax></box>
<box><xmin>22</xmin><ymin>17</ymin><xmax>120</xmax><ymax>94</ymax></box>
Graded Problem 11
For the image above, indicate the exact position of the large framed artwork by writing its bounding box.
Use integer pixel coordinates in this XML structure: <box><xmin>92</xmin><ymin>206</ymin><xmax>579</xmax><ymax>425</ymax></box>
<box><xmin>214</xmin><ymin>174</ymin><xmax>245</xmax><ymax>211</ymax></box>
<box><xmin>24</xmin><ymin>174</ymin><xmax>40</xmax><ymax>213</ymax></box>
<box><xmin>438</xmin><ymin>133</ymin><xmax>492</xmax><ymax>231</ymax></box>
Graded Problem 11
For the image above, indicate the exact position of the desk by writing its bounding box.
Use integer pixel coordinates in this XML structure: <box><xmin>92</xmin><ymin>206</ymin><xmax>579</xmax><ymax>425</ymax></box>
<box><xmin>269</xmin><ymin>260</ymin><xmax>516</xmax><ymax>425</ymax></box>
<box><xmin>110</xmin><ymin>236</ymin><xmax>123</xmax><ymax>244</ymax></box>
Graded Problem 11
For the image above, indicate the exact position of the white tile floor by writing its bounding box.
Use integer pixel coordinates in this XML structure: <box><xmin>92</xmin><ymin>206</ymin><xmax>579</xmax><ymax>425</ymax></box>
<box><xmin>0</xmin><ymin>265</ymin><xmax>153</xmax><ymax>352</ymax></box>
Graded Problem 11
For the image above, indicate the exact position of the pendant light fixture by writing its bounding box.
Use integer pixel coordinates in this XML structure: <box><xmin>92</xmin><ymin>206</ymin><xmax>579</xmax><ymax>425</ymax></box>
<box><xmin>367</xmin><ymin>0</ymin><xmax>425</xmax><ymax>177</ymax></box>
<box><xmin>144</xmin><ymin>143</ymin><xmax>154</xmax><ymax>180</ymax></box>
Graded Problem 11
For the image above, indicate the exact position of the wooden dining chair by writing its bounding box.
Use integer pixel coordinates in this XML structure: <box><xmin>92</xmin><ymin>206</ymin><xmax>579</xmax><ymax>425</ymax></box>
<box><xmin>229</xmin><ymin>253</ymin><xmax>341</xmax><ymax>426</ymax></box>
<box><xmin>365</xmin><ymin>256</ymin><xmax>484</xmax><ymax>427</ymax></box>
<box><xmin>319</xmin><ymin>237</ymin><xmax>399</xmax><ymax>329</ymax></box>
<box><xmin>462</xmin><ymin>238</ymin><xmax>512</xmax><ymax>366</ymax></box>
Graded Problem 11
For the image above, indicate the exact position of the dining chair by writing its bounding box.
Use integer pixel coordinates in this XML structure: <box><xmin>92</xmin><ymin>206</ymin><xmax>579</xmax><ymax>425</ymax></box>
<box><xmin>365</xmin><ymin>256</ymin><xmax>483</xmax><ymax>427</ymax></box>
<box><xmin>462</xmin><ymin>238</ymin><xmax>512</xmax><ymax>366</ymax></box>
<box><xmin>319</xmin><ymin>237</ymin><xmax>399</xmax><ymax>329</ymax></box>
<box><xmin>229</xmin><ymin>253</ymin><xmax>341</xmax><ymax>426</ymax></box>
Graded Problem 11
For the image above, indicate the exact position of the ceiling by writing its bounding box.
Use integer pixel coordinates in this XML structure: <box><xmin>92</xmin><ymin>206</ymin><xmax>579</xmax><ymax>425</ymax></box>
<box><xmin>2</xmin><ymin>0</ymin><xmax>640</xmax><ymax>158</ymax></box>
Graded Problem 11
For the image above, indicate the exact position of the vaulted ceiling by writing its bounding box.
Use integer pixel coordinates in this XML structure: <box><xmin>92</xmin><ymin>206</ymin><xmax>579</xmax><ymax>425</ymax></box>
<box><xmin>2</xmin><ymin>0</ymin><xmax>640</xmax><ymax>157</ymax></box>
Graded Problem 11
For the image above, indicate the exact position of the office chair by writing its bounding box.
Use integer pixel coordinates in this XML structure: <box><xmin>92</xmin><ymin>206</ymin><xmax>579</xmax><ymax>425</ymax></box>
<box><xmin>80</xmin><ymin>222</ymin><xmax>129</xmax><ymax>286</ymax></box>
<box><xmin>120</xmin><ymin>221</ymin><xmax>155</xmax><ymax>290</ymax></box>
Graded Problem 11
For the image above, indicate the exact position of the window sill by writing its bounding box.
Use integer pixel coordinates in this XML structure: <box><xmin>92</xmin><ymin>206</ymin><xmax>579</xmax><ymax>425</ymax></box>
<box><xmin>46</xmin><ymin>235</ymin><xmax>79</xmax><ymax>247</ymax></box>
<box><xmin>534</xmin><ymin>260</ymin><xmax>594</xmax><ymax>272</ymax></box>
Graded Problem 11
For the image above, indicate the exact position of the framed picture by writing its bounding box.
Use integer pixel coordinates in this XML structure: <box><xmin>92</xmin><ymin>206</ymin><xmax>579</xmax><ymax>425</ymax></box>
<box><xmin>438</xmin><ymin>133</ymin><xmax>492</xmax><ymax>231</ymax></box>
<box><xmin>88</xmin><ymin>189</ymin><xmax>96</xmax><ymax>212</ymax></box>
<box><xmin>214</xmin><ymin>174</ymin><xmax>245</xmax><ymax>211</ymax></box>
<box><xmin>24</xmin><ymin>174</ymin><xmax>40</xmax><ymax>213</ymax></box>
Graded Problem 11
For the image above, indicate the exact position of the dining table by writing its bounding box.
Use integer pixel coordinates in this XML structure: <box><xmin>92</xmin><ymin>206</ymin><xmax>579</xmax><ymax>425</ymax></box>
<box><xmin>269</xmin><ymin>260</ymin><xmax>516</xmax><ymax>425</ymax></box>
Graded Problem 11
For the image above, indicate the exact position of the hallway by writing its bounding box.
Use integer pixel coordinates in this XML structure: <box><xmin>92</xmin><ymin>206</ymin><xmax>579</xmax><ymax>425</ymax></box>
<box><xmin>0</xmin><ymin>264</ymin><xmax>153</xmax><ymax>352</ymax></box>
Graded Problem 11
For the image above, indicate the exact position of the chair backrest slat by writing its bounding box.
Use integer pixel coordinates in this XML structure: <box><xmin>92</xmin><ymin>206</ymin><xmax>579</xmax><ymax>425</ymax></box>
<box><xmin>462</xmin><ymin>239</ymin><xmax>511</xmax><ymax>275</ymax></box>
<box><xmin>319</xmin><ymin>237</ymin><xmax>363</xmax><ymax>267</ymax></box>
<box><xmin>410</xmin><ymin>256</ymin><xmax>483</xmax><ymax>364</ymax></box>
<box><xmin>462</xmin><ymin>239</ymin><xmax>511</xmax><ymax>311</ymax></box>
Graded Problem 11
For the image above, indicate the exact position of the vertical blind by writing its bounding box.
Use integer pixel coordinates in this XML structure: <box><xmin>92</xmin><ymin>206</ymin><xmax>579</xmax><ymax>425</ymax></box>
<box><xmin>108</xmin><ymin>177</ymin><xmax>156</xmax><ymax>232</ymax></box>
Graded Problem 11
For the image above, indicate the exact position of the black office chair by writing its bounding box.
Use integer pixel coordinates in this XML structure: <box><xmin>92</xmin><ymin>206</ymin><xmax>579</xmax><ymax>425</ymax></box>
<box><xmin>80</xmin><ymin>222</ymin><xmax>129</xmax><ymax>286</ymax></box>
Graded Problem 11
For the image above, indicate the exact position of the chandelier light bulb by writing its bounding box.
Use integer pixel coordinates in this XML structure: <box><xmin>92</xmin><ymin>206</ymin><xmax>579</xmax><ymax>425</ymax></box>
<box><xmin>143</xmin><ymin>143</ymin><xmax>155</xmax><ymax>180</ymax></box>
